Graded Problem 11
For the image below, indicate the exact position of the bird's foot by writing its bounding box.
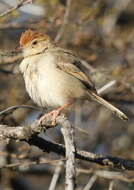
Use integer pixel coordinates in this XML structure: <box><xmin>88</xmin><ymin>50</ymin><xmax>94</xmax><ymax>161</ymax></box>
<box><xmin>39</xmin><ymin>103</ymin><xmax>73</xmax><ymax>126</ymax></box>
<box><xmin>39</xmin><ymin>109</ymin><xmax>60</xmax><ymax>126</ymax></box>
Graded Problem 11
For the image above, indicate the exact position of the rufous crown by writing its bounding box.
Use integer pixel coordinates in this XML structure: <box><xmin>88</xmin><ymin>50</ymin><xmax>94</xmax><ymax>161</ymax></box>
<box><xmin>19</xmin><ymin>29</ymin><xmax>49</xmax><ymax>46</ymax></box>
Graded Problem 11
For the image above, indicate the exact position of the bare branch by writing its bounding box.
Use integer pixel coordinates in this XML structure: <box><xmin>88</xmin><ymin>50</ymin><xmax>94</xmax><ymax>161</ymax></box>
<box><xmin>0</xmin><ymin>51</ymin><xmax>22</xmax><ymax>64</ymax></box>
<box><xmin>49</xmin><ymin>161</ymin><xmax>63</xmax><ymax>190</ymax></box>
<box><xmin>80</xmin><ymin>59</ymin><xmax>96</xmax><ymax>73</ymax></box>
<box><xmin>55</xmin><ymin>0</ymin><xmax>72</xmax><ymax>43</ymax></box>
<box><xmin>98</xmin><ymin>80</ymin><xmax>117</xmax><ymax>95</ymax></box>
<box><xmin>1</xmin><ymin>158</ymin><xmax>65</xmax><ymax>169</ymax></box>
<box><xmin>95</xmin><ymin>170</ymin><xmax>134</xmax><ymax>182</ymax></box>
<box><xmin>28</xmin><ymin>135</ymin><xmax>134</xmax><ymax>171</ymax></box>
<box><xmin>0</xmin><ymin>0</ymin><xmax>32</xmax><ymax>18</ymax></box>
<box><xmin>108</xmin><ymin>180</ymin><xmax>115</xmax><ymax>190</ymax></box>
<box><xmin>102</xmin><ymin>0</ymin><xmax>132</xmax><ymax>36</ymax></box>
<box><xmin>83</xmin><ymin>175</ymin><xmax>97</xmax><ymax>190</ymax></box>
<box><xmin>0</xmin><ymin>114</ymin><xmax>134</xmax><ymax>170</ymax></box>
<box><xmin>0</xmin><ymin>105</ymin><xmax>40</xmax><ymax>117</ymax></box>
<box><xmin>77</xmin><ymin>169</ymin><xmax>134</xmax><ymax>183</ymax></box>
<box><xmin>61</xmin><ymin>117</ymin><xmax>76</xmax><ymax>190</ymax></box>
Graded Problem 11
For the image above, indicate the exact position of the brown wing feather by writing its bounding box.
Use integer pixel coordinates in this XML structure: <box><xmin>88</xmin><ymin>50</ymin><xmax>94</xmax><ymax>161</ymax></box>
<box><xmin>55</xmin><ymin>48</ymin><xmax>97</xmax><ymax>92</ymax></box>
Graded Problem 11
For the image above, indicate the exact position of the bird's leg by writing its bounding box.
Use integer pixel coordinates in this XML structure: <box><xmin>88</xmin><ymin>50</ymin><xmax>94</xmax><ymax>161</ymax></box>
<box><xmin>39</xmin><ymin>103</ymin><xmax>72</xmax><ymax>125</ymax></box>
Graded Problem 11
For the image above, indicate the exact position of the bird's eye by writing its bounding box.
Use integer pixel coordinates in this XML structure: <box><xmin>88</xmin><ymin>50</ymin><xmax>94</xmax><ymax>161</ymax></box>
<box><xmin>32</xmin><ymin>40</ymin><xmax>38</xmax><ymax>45</ymax></box>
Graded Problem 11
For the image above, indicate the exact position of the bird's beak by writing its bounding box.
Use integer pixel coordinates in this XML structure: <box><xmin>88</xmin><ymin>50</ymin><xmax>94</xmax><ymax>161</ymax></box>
<box><xmin>15</xmin><ymin>45</ymin><xmax>22</xmax><ymax>51</ymax></box>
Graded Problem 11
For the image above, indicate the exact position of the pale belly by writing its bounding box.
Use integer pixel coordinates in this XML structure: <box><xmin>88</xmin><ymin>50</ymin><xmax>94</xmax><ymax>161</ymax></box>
<box><xmin>24</xmin><ymin>67</ymin><xmax>86</xmax><ymax>108</ymax></box>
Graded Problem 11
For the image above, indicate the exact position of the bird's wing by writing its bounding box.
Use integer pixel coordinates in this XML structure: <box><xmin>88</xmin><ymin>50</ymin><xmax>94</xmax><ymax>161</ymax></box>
<box><xmin>53</xmin><ymin>48</ymin><xmax>128</xmax><ymax>120</ymax></box>
<box><xmin>55</xmin><ymin>48</ymin><xmax>96</xmax><ymax>92</ymax></box>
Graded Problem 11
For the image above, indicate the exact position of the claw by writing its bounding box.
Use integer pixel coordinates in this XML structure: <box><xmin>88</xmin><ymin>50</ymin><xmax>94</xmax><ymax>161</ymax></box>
<box><xmin>39</xmin><ymin>109</ymin><xmax>60</xmax><ymax>126</ymax></box>
<box><xmin>38</xmin><ymin>102</ymin><xmax>73</xmax><ymax>126</ymax></box>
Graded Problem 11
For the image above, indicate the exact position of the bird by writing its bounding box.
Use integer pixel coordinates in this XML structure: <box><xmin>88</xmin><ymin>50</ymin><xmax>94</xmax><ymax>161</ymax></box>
<box><xmin>19</xmin><ymin>29</ymin><xmax>128</xmax><ymax>124</ymax></box>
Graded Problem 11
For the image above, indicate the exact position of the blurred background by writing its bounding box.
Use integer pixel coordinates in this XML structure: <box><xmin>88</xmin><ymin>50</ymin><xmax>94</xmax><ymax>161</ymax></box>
<box><xmin>0</xmin><ymin>0</ymin><xmax>134</xmax><ymax>189</ymax></box>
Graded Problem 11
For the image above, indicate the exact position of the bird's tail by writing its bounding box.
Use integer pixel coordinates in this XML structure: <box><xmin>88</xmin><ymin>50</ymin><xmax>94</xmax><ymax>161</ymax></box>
<box><xmin>88</xmin><ymin>91</ymin><xmax>128</xmax><ymax>120</ymax></box>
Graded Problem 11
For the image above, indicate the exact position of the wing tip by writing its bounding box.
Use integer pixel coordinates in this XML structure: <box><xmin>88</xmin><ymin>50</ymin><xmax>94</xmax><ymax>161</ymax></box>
<box><xmin>120</xmin><ymin>113</ymin><xmax>128</xmax><ymax>121</ymax></box>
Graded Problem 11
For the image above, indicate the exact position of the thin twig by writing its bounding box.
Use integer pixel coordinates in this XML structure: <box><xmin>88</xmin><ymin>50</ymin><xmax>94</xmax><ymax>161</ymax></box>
<box><xmin>55</xmin><ymin>0</ymin><xmax>72</xmax><ymax>43</ymax></box>
<box><xmin>108</xmin><ymin>180</ymin><xmax>115</xmax><ymax>190</ymax></box>
<box><xmin>0</xmin><ymin>105</ymin><xmax>41</xmax><ymax>116</ymax></box>
<box><xmin>0</xmin><ymin>69</ymin><xmax>13</xmax><ymax>74</ymax></box>
<box><xmin>1</xmin><ymin>158</ymin><xmax>65</xmax><ymax>169</ymax></box>
<box><xmin>77</xmin><ymin>169</ymin><xmax>134</xmax><ymax>183</ymax></box>
<box><xmin>0</xmin><ymin>51</ymin><xmax>22</xmax><ymax>64</ymax></box>
<box><xmin>102</xmin><ymin>0</ymin><xmax>132</xmax><ymax>35</ymax></box>
<box><xmin>81</xmin><ymin>59</ymin><xmax>96</xmax><ymax>73</ymax></box>
<box><xmin>0</xmin><ymin>0</ymin><xmax>32</xmax><ymax>18</ymax></box>
<box><xmin>98</xmin><ymin>80</ymin><xmax>117</xmax><ymax>95</ymax></box>
<box><xmin>49</xmin><ymin>161</ymin><xmax>64</xmax><ymax>190</ymax></box>
<box><xmin>83</xmin><ymin>175</ymin><xmax>97</xmax><ymax>190</ymax></box>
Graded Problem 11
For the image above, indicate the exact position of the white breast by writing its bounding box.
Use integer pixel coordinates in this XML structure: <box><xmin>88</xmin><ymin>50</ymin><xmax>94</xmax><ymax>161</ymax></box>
<box><xmin>20</xmin><ymin>52</ymin><xmax>85</xmax><ymax>108</ymax></box>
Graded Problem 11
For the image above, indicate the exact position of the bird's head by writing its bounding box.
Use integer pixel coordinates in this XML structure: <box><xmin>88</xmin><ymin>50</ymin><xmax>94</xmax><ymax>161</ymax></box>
<box><xmin>19</xmin><ymin>29</ymin><xmax>52</xmax><ymax>57</ymax></box>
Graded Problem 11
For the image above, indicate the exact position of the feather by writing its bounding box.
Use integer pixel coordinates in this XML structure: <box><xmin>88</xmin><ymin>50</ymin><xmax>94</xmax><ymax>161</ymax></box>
<box><xmin>19</xmin><ymin>29</ymin><xmax>48</xmax><ymax>46</ymax></box>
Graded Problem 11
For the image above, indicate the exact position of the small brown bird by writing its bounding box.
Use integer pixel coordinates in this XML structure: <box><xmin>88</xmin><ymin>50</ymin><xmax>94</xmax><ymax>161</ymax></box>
<box><xmin>19</xmin><ymin>29</ymin><xmax>128</xmax><ymax>124</ymax></box>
